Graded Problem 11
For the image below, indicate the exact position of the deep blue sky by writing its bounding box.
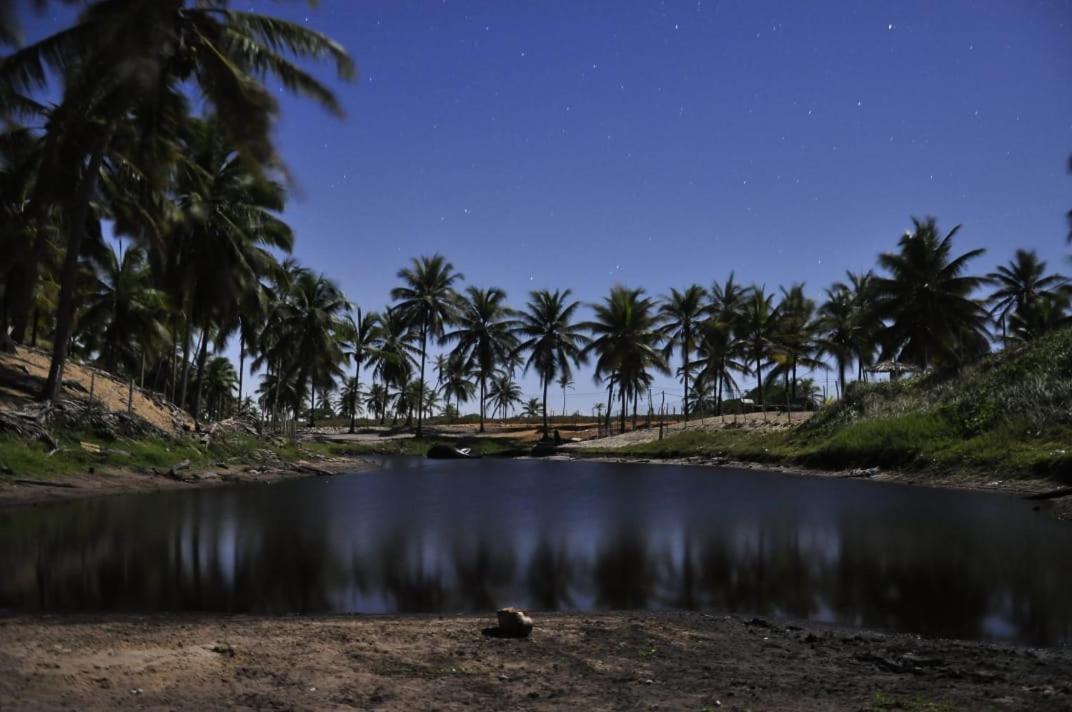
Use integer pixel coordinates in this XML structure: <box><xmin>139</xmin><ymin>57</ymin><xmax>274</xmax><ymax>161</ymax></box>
<box><xmin>20</xmin><ymin>1</ymin><xmax>1072</xmax><ymax>412</ymax></box>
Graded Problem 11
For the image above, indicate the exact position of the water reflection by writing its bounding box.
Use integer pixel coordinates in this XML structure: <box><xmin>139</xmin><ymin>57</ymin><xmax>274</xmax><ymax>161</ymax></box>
<box><xmin>0</xmin><ymin>458</ymin><xmax>1069</xmax><ymax>646</ymax></box>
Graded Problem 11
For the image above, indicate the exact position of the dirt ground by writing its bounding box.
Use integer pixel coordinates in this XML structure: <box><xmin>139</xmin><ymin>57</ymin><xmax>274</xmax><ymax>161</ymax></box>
<box><xmin>0</xmin><ymin>345</ymin><xmax>192</xmax><ymax>434</ymax></box>
<box><xmin>0</xmin><ymin>612</ymin><xmax>1068</xmax><ymax>711</ymax></box>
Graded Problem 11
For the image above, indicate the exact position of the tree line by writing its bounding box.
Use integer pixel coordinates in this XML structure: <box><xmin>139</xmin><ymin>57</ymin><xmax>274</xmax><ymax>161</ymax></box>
<box><xmin>1</xmin><ymin>4</ymin><xmax>1069</xmax><ymax>438</ymax></box>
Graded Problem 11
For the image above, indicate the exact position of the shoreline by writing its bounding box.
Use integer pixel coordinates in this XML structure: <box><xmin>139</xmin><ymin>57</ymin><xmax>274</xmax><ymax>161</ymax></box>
<box><xmin>1</xmin><ymin>610</ymin><xmax>1068</xmax><ymax>710</ymax></box>
<box><xmin>0</xmin><ymin>455</ymin><xmax>375</xmax><ymax>510</ymax></box>
<box><xmin>4</xmin><ymin>441</ymin><xmax>1070</xmax><ymax>522</ymax></box>
<box><xmin>560</xmin><ymin>451</ymin><xmax>1072</xmax><ymax>521</ymax></box>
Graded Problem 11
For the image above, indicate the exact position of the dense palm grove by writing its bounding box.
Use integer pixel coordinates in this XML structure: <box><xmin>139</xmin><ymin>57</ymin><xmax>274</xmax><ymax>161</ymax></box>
<box><xmin>1</xmin><ymin>5</ymin><xmax>1070</xmax><ymax>439</ymax></box>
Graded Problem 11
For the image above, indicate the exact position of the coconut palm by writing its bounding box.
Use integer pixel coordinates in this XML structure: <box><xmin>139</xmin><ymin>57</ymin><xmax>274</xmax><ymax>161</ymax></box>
<box><xmin>438</xmin><ymin>352</ymin><xmax>475</xmax><ymax>421</ymax></box>
<box><xmin>873</xmin><ymin>218</ymin><xmax>990</xmax><ymax>370</ymax></box>
<box><xmin>514</xmin><ymin>289</ymin><xmax>589</xmax><ymax>438</ymax></box>
<box><xmin>1008</xmin><ymin>292</ymin><xmax>1071</xmax><ymax>342</ymax></box>
<box><xmin>368</xmin><ymin>306</ymin><xmax>419</xmax><ymax>415</ymax></box>
<box><xmin>739</xmin><ymin>286</ymin><xmax>780</xmax><ymax>415</ymax></box>
<box><xmin>76</xmin><ymin>242</ymin><xmax>168</xmax><ymax>378</ymax></box>
<box><xmin>816</xmin><ymin>285</ymin><xmax>856</xmax><ymax>396</ymax></box>
<box><xmin>170</xmin><ymin>118</ymin><xmax>296</xmax><ymax>422</ymax></box>
<box><xmin>391</xmin><ymin>255</ymin><xmax>463</xmax><ymax>436</ymax></box>
<box><xmin>521</xmin><ymin>397</ymin><xmax>542</xmax><ymax>422</ymax></box>
<box><xmin>691</xmin><ymin>316</ymin><xmax>748</xmax><ymax>417</ymax></box>
<box><xmin>658</xmin><ymin>284</ymin><xmax>706</xmax><ymax>421</ymax></box>
<box><xmin>556</xmin><ymin>371</ymin><xmax>574</xmax><ymax>417</ymax></box>
<box><xmin>443</xmin><ymin>286</ymin><xmax>516</xmax><ymax>432</ymax></box>
<box><xmin>0</xmin><ymin>1</ymin><xmax>354</xmax><ymax>402</ymax></box>
<box><xmin>200</xmin><ymin>355</ymin><xmax>237</xmax><ymax>421</ymax></box>
<box><xmin>278</xmin><ymin>270</ymin><xmax>350</xmax><ymax>427</ymax></box>
<box><xmin>769</xmin><ymin>283</ymin><xmax>825</xmax><ymax>407</ymax></box>
<box><xmin>338</xmin><ymin>377</ymin><xmax>364</xmax><ymax>432</ymax></box>
<box><xmin>487</xmin><ymin>370</ymin><xmax>523</xmax><ymax>420</ymax></box>
<box><xmin>342</xmin><ymin>307</ymin><xmax>379</xmax><ymax>433</ymax></box>
<box><xmin>584</xmin><ymin>286</ymin><xmax>668</xmax><ymax>433</ymax></box>
<box><xmin>365</xmin><ymin>383</ymin><xmax>390</xmax><ymax>425</ymax></box>
<box><xmin>987</xmin><ymin>249</ymin><xmax>1068</xmax><ymax>344</ymax></box>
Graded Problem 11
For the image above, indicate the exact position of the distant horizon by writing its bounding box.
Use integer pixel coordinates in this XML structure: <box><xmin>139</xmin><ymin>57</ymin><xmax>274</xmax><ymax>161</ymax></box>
<box><xmin>18</xmin><ymin>0</ymin><xmax>1072</xmax><ymax>414</ymax></box>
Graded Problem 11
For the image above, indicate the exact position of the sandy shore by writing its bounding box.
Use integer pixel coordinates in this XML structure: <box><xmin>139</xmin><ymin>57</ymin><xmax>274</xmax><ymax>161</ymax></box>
<box><xmin>1</xmin><ymin>611</ymin><xmax>1068</xmax><ymax>711</ymax></box>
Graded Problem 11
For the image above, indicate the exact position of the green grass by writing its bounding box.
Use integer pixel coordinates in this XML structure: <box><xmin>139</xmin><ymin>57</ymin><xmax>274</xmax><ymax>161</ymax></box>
<box><xmin>0</xmin><ymin>430</ymin><xmax>326</xmax><ymax>481</ymax></box>
<box><xmin>585</xmin><ymin>328</ymin><xmax>1072</xmax><ymax>482</ymax></box>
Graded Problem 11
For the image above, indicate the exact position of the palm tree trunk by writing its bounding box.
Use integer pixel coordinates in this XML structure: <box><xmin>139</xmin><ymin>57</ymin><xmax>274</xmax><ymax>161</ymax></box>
<box><xmin>716</xmin><ymin>360</ymin><xmax>725</xmax><ymax>416</ymax></box>
<box><xmin>784</xmin><ymin>369</ymin><xmax>791</xmax><ymax>424</ymax></box>
<box><xmin>619</xmin><ymin>382</ymin><xmax>627</xmax><ymax>434</ymax></box>
<box><xmin>41</xmin><ymin>131</ymin><xmax>112</xmax><ymax>402</ymax></box>
<box><xmin>791</xmin><ymin>360</ymin><xmax>798</xmax><ymax>403</ymax></box>
<box><xmin>349</xmin><ymin>351</ymin><xmax>361</xmax><ymax>434</ymax></box>
<box><xmin>479</xmin><ymin>375</ymin><xmax>486</xmax><ymax>432</ymax></box>
<box><xmin>632</xmin><ymin>390</ymin><xmax>638</xmax><ymax>430</ymax></box>
<box><xmin>755</xmin><ymin>354</ymin><xmax>765</xmax><ymax>419</ymax></box>
<box><xmin>416</xmin><ymin>319</ymin><xmax>428</xmax><ymax>436</ymax></box>
<box><xmin>605</xmin><ymin>383</ymin><xmax>614</xmax><ymax>435</ymax></box>
<box><xmin>838</xmin><ymin>359</ymin><xmax>846</xmax><ymax>398</ymax></box>
<box><xmin>307</xmin><ymin>372</ymin><xmax>315</xmax><ymax>427</ymax></box>
<box><xmin>681</xmin><ymin>339</ymin><xmax>689</xmax><ymax>422</ymax></box>
<box><xmin>191</xmin><ymin>327</ymin><xmax>210</xmax><ymax>425</ymax></box>
<box><xmin>179</xmin><ymin>317</ymin><xmax>195</xmax><ymax>409</ymax></box>
<box><xmin>238</xmin><ymin>330</ymin><xmax>245</xmax><ymax>404</ymax></box>
<box><xmin>541</xmin><ymin>376</ymin><xmax>549</xmax><ymax>438</ymax></box>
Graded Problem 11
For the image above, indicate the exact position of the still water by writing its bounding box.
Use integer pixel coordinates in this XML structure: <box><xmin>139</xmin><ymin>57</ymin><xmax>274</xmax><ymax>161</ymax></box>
<box><xmin>1</xmin><ymin>457</ymin><xmax>1069</xmax><ymax>645</ymax></box>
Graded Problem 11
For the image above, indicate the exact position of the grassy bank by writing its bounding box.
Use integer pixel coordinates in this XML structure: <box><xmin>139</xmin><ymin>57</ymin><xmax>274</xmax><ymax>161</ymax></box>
<box><xmin>0</xmin><ymin>429</ymin><xmax>314</xmax><ymax>481</ymax></box>
<box><xmin>583</xmin><ymin>328</ymin><xmax>1072</xmax><ymax>482</ymax></box>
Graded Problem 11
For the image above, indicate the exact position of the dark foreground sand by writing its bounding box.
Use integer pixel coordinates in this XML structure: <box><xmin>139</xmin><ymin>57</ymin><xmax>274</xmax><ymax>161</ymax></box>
<box><xmin>1</xmin><ymin>612</ymin><xmax>1069</xmax><ymax>711</ymax></box>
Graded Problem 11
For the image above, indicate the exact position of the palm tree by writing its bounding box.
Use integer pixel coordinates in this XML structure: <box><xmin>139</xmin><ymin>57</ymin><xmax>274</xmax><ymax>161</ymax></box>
<box><xmin>391</xmin><ymin>255</ymin><xmax>463</xmax><ymax>436</ymax></box>
<box><xmin>487</xmin><ymin>370</ymin><xmax>523</xmax><ymax>420</ymax></box>
<box><xmin>200</xmin><ymin>355</ymin><xmax>237</xmax><ymax>421</ymax></box>
<box><xmin>170</xmin><ymin>118</ymin><xmax>296</xmax><ymax>422</ymax></box>
<box><xmin>1008</xmin><ymin>292</ymin><xmax>1071</xmax><ymax>342</ymax></box>
<box><xmin>556</xmin><ymin>371</ymin><xmax>574</xmax><ymax>417</ymax></box>
<box><xmin>514</xmin><ymin>289</ymin><xmax>589</xmax><ymax>438</ymax></box>
<box><xmin>0</xmin><ymin>1</ymin><xmax>354</xmax><ymax>402</ymax></box>
<box><xmin>438</xmin><ymin>352</ymin><xmax>475</xmax><ymax>421</ymax></box>
<box><xmin>739</xmin><ymin>286</ymin><xmax>780</xmax><ymax>416</ymax></box>
<box><xmin>368</xmin><ymin>306</ymin><xmax>419</xmax><ymax>417</ymax></box>
<box><xmin>521</xmin><ymin>397</ymin><xmax>542</xmax><ymax>422</ymax></box>
<box><xmin>841</xmin><ymin>270</ymin><xmax>881</xmax><ymax>381</ymax></box>
<box><xmin>873</xmin><ymin>218</ymin><xmax>989</xmax><ymax>370</ymax></box>
<box><xmin>365</xmin><ymin>383</ymin><xmax>390</xmax><ymax>425</ymax></box>
<box><xmin>338</xmin><ymin>377</ymin><xmax>364</xmax><ymax>432</ymax></box>
<box><xmin>658</xmin><ymin>284</ymin><xmax>706</xmax><ymax>421</ymax></box>
<box><xmin>987</xmin><ymin>249</ymin><xmax>1068</xmax><ymax>344</ymax></box>
<box><xmin>692</xmin><ymin>316</ymin><xmax>748</xmax><ymax>417</ymax></box>
<box><xmin>343</xmin><ymin>307</ymin><xmax>379</xmax><ymax>433</ymax></box>
<box><xmin>76</xmin><ymin>242</ymin><xmax>168</xmax><ymax>378</ymax></box>
<box><xmin>769</xmin><ymin>283</ymin><xmax>824</xmax><ymax>407</ymax></box>
<box><xmin>816</xmin><ymin>285</ymin><xmax>855</xmax><ymax>397</ymax></box>
<box><xmin>443</xmin><ymin>286</ymin><xmax>517</xmax><ymax>432</ymax></box>
<box><xmin>584</xmin><ymin>286</ymin><xmax>668</xmax><ymax>433</ymax></box>
<box><xmin>279</xmin><ymin>270</ymin><xmax>350</xmax><ymax>427</ymax></box>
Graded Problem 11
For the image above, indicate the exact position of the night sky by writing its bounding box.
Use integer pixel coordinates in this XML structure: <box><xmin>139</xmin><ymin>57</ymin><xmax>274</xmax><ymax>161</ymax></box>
<box><xmin>19</xmin><ymin>1</ymin><xmax>1072</xmax><ymax>411</ymax></box>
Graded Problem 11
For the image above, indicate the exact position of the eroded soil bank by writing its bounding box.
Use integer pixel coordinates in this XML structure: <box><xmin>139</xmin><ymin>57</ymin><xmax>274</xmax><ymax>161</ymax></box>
<box><xmin>1</xmin><ymin>612</ymin><xmax>1069</xmax><ymax>711</ymax></box>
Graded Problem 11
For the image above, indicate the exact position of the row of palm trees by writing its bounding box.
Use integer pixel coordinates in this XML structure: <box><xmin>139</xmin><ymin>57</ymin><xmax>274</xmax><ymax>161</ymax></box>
<box><xmin>290</xmin><ymin>220</ymin><xmax>1068</xmax><ymax>439</ymax></box>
